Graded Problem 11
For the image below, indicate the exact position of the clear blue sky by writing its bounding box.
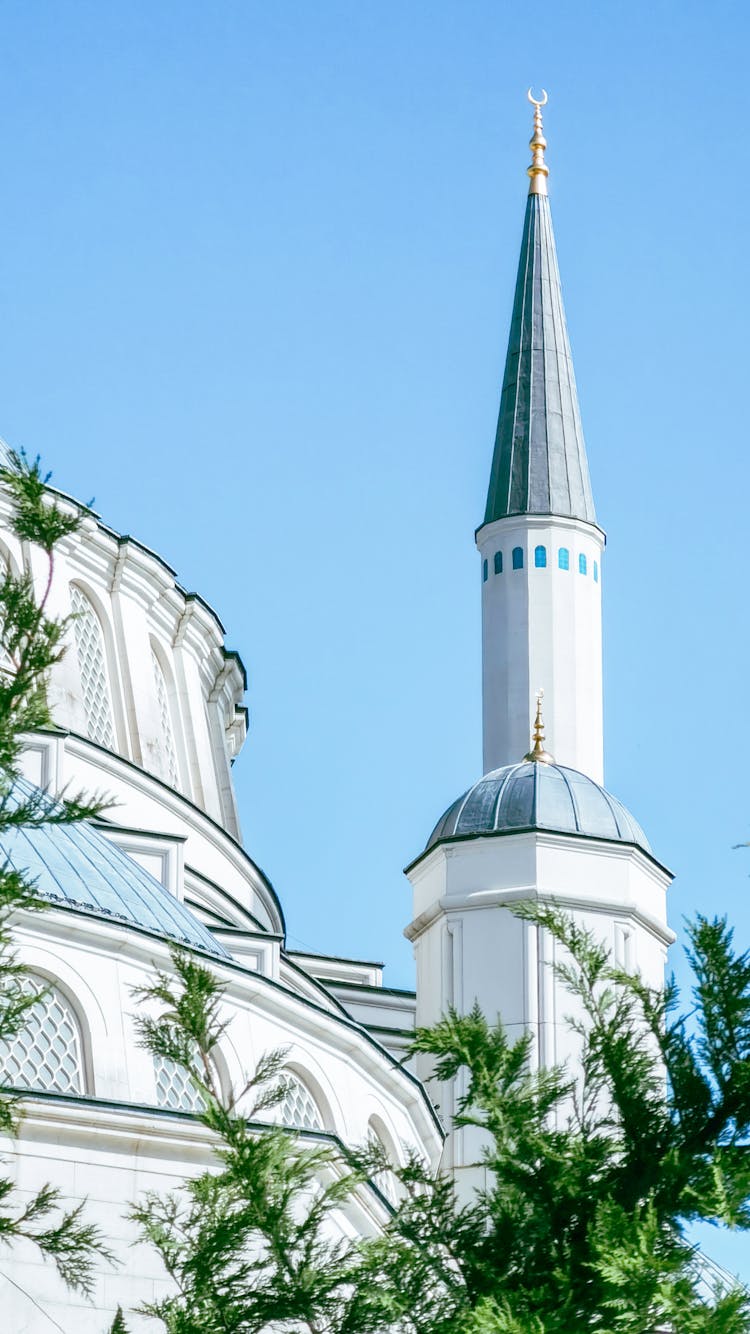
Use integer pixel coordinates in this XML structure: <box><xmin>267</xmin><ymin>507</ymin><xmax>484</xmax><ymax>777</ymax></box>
<box><xmin>1</xmin><ymin>0</ymin><xmax>749</xmax><ymax>1273</ymax></box>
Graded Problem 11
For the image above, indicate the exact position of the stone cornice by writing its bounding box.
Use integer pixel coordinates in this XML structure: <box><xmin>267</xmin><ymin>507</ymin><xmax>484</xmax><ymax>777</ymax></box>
<box><xmin>476</xmin><ymin>511</ymin><xmax>607</xmax><ymax>548</ymax></box>
<box><xmin>405</xmin><ymin>884</ymin><xmax>675</xmax><ymax>948</ymax></box>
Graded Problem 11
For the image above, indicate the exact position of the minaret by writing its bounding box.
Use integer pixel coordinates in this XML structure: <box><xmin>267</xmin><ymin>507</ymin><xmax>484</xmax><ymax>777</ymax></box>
<box><xmin>406</xmin><ymin>97</ymin><xmax>673</xmax><ymax>1196</ymax></box>
<box><xmin>477</xmin><ymin>93</ymin><xmax>605</xmax><ymax>783</ymax></box>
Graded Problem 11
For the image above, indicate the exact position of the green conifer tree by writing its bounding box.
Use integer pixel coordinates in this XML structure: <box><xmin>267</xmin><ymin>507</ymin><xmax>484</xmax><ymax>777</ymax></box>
<box><xmin>0</xmin><ymin>450</ymin><xmax>111</xmax><ymax>1294</ymax></box>
<box><xmin>396</xmin><ymin>904</ymin><xmax>750</xmax><ymax>1332</ymax></box>
<box><xmin>131</xmin><ymin>903</ymin><xmax>750</xmax><ymax>1332</ymax></box>
<box><xmin>129</xmin><ymin>949</ymin><xmax>415</xmax><ymax>1333</ymax></box>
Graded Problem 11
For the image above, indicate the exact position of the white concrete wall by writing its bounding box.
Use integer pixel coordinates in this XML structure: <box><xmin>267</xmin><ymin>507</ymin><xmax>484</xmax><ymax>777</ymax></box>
<box><xmin>1</xmin><ymin>908</ymin><xmax>442</xmax><ymax>1331</ymax></box>
<box><xmin>406</xmin><ymin>829</ymin><xmax>673</xmax><ymax>1188</ymax></box>
<box><xmin>4</xmin><ymin>1106</ymin><xmax>395</xmax><ymax>1333</ymax></box>
<box><xmin>0</xmin><ymin>485</ymin><xmax>247</xmax><ymax>839</ymax></box>
<box><xmin>477</xmin><ymin>514</ymin><xmax>605</xmax><ymax>782</ymax></box>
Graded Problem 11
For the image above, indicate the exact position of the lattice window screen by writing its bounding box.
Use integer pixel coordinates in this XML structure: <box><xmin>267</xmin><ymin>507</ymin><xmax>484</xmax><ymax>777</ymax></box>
<box><xmin>70</xmin><ymin>585</ymin><xmax>116</xmax><ymax>748</ymax></box>
<box><xmin>278</xmin><ymin>1072</ymin><xmax>324</xmax><ymax>1131</ymax></box>
<box><xmin>151</xmin><ymin>647</ymin><xmax>180</xmax><ymax>787</ymax></box>
<box><xmin>153</xmin><ymin>1053</ymin><xmax>206</xmax><ymax>1113</ymax></box>
<box><xmin>0</xmin><ymin>976</ymin><xmax>84</xmax><ymax>1095</ymax></box>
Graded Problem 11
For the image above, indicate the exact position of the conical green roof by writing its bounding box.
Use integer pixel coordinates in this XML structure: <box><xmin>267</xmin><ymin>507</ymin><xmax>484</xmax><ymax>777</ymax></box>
<box><xmin>484</xmin><ymin>192</ymin><xmax>596</xmax><ymax>526</ymax></box>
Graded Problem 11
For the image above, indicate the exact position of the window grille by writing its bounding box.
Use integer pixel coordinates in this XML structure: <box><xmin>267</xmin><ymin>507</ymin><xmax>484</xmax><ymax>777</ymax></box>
<box><xmin>593</xmin><ymin>560</ymin><xmax>599</xmax><ymax>583</ymax></box>
<box><xmin>578</xmin><ymin>553</ymin><xmax>588</xmax><ymax>576</ymax></box>
<box><xmin>151</xmin><ymin>648</ymin><xmax>180</xmax><ymax>787</ymax></box>
<box><xmin>534</xmin><ymin>545</ymin><xmax>547</xmax><ymax>568</ymax></box>
<box><xmin>558</xmin><ymin>547</ymin><xmax>570</xmax><ymax>570</ymax></box>
<box><xmin>278</xmin><ymin>1072</ymin><xmax>323</xmax><ymax>1131</ymax></box>
<box><xmin>70</xmin><ymin>586</ymin><xmax>116</xmax><ymax>748</ymax></box>
<box><xmin>512</xmin><ymin>547</ymin><xmax>524</xmax><ymax>570</ymax></box>
<box><xmin>153</xmin><ymin>1053</ymin><xmax>206</xmax><ymax>1113</ymax></box>
<box><xmin>0</xmin><ymin>976</ymin><xmax>84</xmax><ymax>1095</ymax></box>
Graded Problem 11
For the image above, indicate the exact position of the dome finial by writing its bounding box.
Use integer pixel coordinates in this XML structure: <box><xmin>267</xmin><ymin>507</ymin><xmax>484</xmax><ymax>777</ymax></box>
<box><xmin>527</xmin><ymin>88</ymin><xmax>549</xmax><ymax>196</ymax></box>
<box><xmin>525</xmin><ymin>688</ymin><xmax>555</xmax><ymax>763</ymax></box>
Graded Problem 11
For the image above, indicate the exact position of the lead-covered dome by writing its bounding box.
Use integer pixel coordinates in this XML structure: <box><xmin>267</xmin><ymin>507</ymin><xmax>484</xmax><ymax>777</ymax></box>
<box><xmin>0</xmin><ymin>781</ymin><xmax>228</xmax><ymax>957</ymax></box>
<box><xmin>426</xmin><ymin>762</ymin><xmax>650</xmax><ymax>855</ymax></box>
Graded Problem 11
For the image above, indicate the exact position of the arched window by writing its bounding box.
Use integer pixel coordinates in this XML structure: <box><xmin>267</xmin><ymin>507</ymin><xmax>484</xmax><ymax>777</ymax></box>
<box><xmin>482</xmin><ymin>559</ymin><xmax>488</xmax><ymax>583</ymax></box>
<box><xmin>512</xmin><ymin>546</ymin><xmax>524</xmax><ymax>571</ymax></box>
<box><xmin>278</xmin><ymin>1072</ymin><xmax>324</xmax><ymax>1131</ymax></box>
<box><xmin>153</xmin><ymin>1053</ymin><xmax>206</xmax><ymax>1113</ymax></box>
<box><xmin>0</xmin><ymin>976</ymin><xmax>84</xmax><ymax>1095</ymax></box>
<box><xmin>151</xmin><ymin>647</ymin><xmax>180</xmax><ymax>787</ymax></box>
<box><xmin>70</xmin><ymin>585</ymin><xmax>116</xmax><ymax>749</ymax></box>
<box><xmin>368</xmin><ymin>1120</ymin><xmax>398</xmax><ymax>1205</ymax></box>
<box><xmin>494</xmin><ymin>551</ymin><xmax>503</xmax><ymax>575</ymax></box>
<box><xmin>578</xmin><ymin>553</ymin><xmax>587</xmax><ymax>575</ymax></box>
<box><xmin>534</xmin><ymin>545</ymin><xmax>547</xmax><ymax>569</ymax></box>
<box><xmin>0</xmin><ymin>549</ymin><xmax>16</xmax><ymax>680</ymax></box>
<box><xmin>558</xmin><ymin>547</ymin><xmax>570</xmax><ymax>570</ymax></box>
<box><xmin>593</xmin><ymin>560</ymin><xmax>599</xmax><ymax>583</ymax></box>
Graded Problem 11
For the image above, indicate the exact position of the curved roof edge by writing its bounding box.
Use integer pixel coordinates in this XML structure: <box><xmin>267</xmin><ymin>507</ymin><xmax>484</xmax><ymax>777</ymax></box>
<box><xmin>34</xmin><ymin>727</ymin><xmax>287</xmax><ymax>939</ymax></box>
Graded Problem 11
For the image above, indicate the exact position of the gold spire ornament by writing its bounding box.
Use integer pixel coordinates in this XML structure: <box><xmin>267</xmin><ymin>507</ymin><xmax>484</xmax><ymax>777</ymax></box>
<box><xmin>525</xmin><ymin>689</ymin><xmax>555</xmax><ymax>764</ymax></box>
<box><xmin>527</xmin><ymin>88</ymin><xmax>549</xmax><ymax>196</ymax></box>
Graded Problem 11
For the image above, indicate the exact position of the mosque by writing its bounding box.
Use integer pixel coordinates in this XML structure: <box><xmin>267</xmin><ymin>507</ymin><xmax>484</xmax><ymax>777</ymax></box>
<box><xmin>0</xmin><ymin>95</ymin><xmax>673</xmax><ymax>1329</ymax></box>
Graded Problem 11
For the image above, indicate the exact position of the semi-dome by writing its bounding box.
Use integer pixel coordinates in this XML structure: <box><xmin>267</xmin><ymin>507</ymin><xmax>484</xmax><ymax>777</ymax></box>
<box><xmin>0</xmin><ymin>781</ymin><xmax>228</xmax><ymax>957</ymax></box>
<box><xmin>426</xmin><ymin>761</ymin><xmax>651</xmax><ymax>855</ymax></box>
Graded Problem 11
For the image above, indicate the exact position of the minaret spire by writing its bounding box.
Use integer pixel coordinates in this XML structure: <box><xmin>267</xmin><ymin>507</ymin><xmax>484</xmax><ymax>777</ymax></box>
<box><xmin>483</xmin><ymin>92</ymin><xmax>595</xmax><ymax>525</ymax></box>
<box><xmin>476</xmin><ymin>94</ymin><xmax>605</xmax><ymax>783</ymax></box>
<box><xmin>527</xmin><ymin>89</ymin><xmax>549</xmax><ymax>196</ymax></box>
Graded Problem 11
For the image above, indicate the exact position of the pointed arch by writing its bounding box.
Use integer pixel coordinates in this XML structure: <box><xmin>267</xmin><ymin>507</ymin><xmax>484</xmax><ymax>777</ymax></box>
<box><xmin>275</xmin><ymin>1067</ymin><xmax>331</xmax><ymax>1132</ymax></box>
<box><xmin>150</xmin><ymin>640</ymin><xmax>181</xmax><ymax>788</ymax></box>
<box><xmin>0</xmin><ymin>538</ymin><xmax>26</xmax><ymax>681</ymax></box>
<box><xmin>367</xmin><ymin>1114</ymin><xmax>400</xmax><ymax>1204</ymax></box>
<box><xmin>69</xmin><ymin>584</ymin><xmax>116</xmax><ymax>749</ymax></box>
<box><xmin>0</xmin><ymin>974</ymin><xmax>86</xmax><ymax>1095</ymax></box>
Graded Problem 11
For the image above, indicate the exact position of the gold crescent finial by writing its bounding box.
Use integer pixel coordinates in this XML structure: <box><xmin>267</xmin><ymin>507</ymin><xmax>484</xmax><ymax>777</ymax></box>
<box><xmin>527</xmin><ymin>88</ymin><xmax>549</xmax><ymax>196</ymax></box>
<box><xmin>524</xmin><ymin>688</ymin><xmax>555</xmax><ymax>764</ymax></box>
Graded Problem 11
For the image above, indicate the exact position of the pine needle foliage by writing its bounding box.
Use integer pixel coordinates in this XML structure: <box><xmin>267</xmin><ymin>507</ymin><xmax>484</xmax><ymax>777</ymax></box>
<box><xmin>0</xmin><ymin>449</ymin><xmax>111</xmax><ymax>1295</ymax></box>
<box><xmin>128</xmin><ymin>901</ymin><xmax>750</xmax><ymax>1331</ymax></box>
<box><xmin>130</xmin><ymin>947</ymin><xmax>461</xmax><ymax>1334</ymax></box>
<box><xmin>403</xmin><ymin>903</ymin><xmax>750</xmax><ymax>1332</ymax></box>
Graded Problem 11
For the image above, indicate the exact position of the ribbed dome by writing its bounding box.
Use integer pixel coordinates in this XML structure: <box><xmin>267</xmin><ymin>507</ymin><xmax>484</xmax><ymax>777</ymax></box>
<box><xmin>0</xmin><ymin>782</ymin><xmax>228</xmax><ymax>957</ymax></box>
<box><xmin>427</xmin><ymin>762</ymin><xmax>650</xmax><ymax>855</ymax></box>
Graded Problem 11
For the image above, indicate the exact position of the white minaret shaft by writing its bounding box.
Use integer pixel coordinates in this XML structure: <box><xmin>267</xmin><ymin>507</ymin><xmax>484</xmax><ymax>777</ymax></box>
<box><xmin>478</xmin><ymin>92</ymin><xmax>605</xmax><ymax>782</ymax></box>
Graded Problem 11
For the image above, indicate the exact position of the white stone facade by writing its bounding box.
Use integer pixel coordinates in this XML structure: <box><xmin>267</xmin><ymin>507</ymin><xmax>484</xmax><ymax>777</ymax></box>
<box><xmin>0</xmin><ymin>484</ymin><xmax>441</xmax><ymax>1331</ymax></box>
<box><xmin>406</xmin><ymin>828</ymin><xmax>673</xmax><ymax>1193</ymax></box>
<box><xmin>4</xmin><ymin>903</ymin><xmax>438</xmax><ymax>1332</ymax></box>
<box><xmin>477</xmin><ymin>513</ymin><xmax>606</xmax><ymax>783</ymax></box>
